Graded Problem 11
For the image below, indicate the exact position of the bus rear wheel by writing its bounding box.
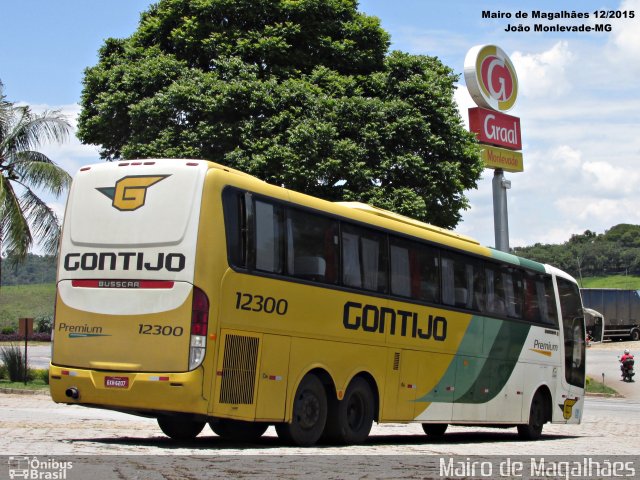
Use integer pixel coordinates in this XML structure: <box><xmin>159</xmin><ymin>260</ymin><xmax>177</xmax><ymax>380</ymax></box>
<box><xmin>323</xmin><ymin>377</ymin><xmax>374</xmax><ymax>444</ymax></box>
<box><xmin>276</xmin><ymin>374</ymin><xmax>327</xmax><ymax>446</ymax></box>
<box><xmin>209</xmin><ymin>419</ymin><xmax>269</xmax><ymax>442</ymax></box>
<box><xmin>517</xmin><ymin>391</ymin><xmax>546</xmax><ymax>440</ymax></box>
<box><xmin>422</xmin><ymin>423</ymin><xmax>448</xmax><ymax>437</ymax></box>
<box><xmin>157</xmin><ymin>414</ymin><xmax>205</xmax><ymax>441</ymax></box>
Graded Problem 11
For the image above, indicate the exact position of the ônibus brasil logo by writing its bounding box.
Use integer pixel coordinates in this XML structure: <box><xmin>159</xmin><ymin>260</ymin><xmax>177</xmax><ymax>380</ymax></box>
<box><xmin>464</xmin><ymin>45</ymin><xmax>518</xmax><ymax>112</ymax></box>
<box><xmin>97</xmin><ymin>175</ymin><xmax>169</xmax><ymax>211</ymax></box>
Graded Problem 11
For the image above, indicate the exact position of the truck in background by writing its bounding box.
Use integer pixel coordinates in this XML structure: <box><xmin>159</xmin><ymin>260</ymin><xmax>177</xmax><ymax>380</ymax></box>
<box><xmin>583</xmin><ymin>308</ymin><xmax>604</xmax><ymax>343</ymax></box>
<box><xmin>580</xmin><ymin>288</ymin><xmax>640</xmax><ymax>341</ymax></box>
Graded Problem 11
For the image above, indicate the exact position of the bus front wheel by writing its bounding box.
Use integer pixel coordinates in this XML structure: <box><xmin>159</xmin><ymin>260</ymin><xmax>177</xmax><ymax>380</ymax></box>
<box><xmin>209</xmin><ymin>419</ymin><xmax>269</xmax><ymax>442</ymax></box>
<box><xmin>517</xmin><ymin>391</ymin><xmax>546</xmax><ymax>440</ymax></box>
<box><xmin>276</xmin><ymin>374</ymin><xmax>327</xmax><ymax>446</ymax></box>
<box><xmin>157</xmin><ymin>414</ymin><xmax>205</xmax><ymax>441</ymax></box>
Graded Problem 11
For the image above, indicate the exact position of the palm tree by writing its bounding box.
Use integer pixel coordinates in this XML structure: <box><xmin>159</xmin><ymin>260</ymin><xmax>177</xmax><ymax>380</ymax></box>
<box><xmin>0</xmin><ymin>82</ymin><xmax>72</xmax><ymax>286</ymax></box>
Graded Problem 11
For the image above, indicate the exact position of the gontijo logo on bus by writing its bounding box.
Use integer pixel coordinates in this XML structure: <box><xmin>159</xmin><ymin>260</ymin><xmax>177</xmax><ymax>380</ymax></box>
<box><xmin>97</xmin><ymin>174</ymin><xmax>169</xmax><ymax>211</ymax></box>
<box><xmin>343</xmin><ymin>301</ymin><xmax>447</xmax><ymax>341</ymax></box>
<box><xmin>464</xmin><ymin>45</ymin><xmax>518</xmax><ymax>112</ymax></box>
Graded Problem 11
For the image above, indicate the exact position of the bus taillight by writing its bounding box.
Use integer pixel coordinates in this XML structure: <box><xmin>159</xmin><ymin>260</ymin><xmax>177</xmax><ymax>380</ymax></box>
<box><xmin>189</xmin><ymin>287</ymin><xmax>209</xmax><ymax>370</ymax></box>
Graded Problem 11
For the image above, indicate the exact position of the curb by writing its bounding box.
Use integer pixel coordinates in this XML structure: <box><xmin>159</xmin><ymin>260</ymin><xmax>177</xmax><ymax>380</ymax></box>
<box><xmin>585</xmin><ymin>391</ymin><xmax>624</xmax><ymax>398</ymax></box>
<box><xmin>0</xmin><ymin>387</ymin><xmax>50</xmax><ymax>396</ymax></box>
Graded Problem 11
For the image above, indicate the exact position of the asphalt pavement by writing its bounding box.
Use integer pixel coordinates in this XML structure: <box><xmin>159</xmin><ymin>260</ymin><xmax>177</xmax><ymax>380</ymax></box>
<box><xmin>585</xmin><ymin>340</ymin><xmax>638</xmax><ymax>400</ymax></box>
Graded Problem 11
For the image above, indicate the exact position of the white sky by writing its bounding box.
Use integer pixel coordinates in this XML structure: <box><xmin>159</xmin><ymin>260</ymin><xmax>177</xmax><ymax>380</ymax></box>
<box><xmin>1</xmin><ymin>0</ymin><xmax>639</xmax><ymax>251</ymax></box>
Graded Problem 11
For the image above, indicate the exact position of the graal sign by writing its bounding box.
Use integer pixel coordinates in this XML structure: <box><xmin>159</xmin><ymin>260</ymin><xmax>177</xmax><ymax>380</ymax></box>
<box><xmin>464</xmin><ymin>44</ymin><xmax>523</xmax><ymax>172</ymax></box>
<box><xmin>464</xmin><ymin>44</ymin><xmax>518</xmax><ymax>112</ymax></box>
<box><xmin>469</xmin><ymin>107</ymin><xmax>522</xmax><ymax>151</ymax></box>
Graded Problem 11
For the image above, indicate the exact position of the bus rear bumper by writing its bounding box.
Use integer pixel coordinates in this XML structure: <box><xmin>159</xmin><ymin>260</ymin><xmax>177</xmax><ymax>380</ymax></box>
<box><xmin>49</xmin><ymin>364</ymin><xmax>208</xmax><ymax>416</ymax></box>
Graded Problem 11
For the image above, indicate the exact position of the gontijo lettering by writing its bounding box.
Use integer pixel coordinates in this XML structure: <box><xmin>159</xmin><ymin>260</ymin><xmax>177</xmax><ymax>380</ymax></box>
<box><xmin>63</xmin><ymin>252</ymin><xmax>185</xmax><ymax>272</ymax></box>
<box><xmin>343</xmin><ymin>301</ymin><xmax>447</xmax><ymax>341</ymax></box>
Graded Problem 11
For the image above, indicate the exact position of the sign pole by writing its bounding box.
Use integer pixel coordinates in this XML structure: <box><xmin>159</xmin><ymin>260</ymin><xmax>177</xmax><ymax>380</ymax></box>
<box><xmin>492</xmin><ymin>169</ymin><xmax>511</xmax><ymax>252</ymax></box>
<box><xmin>23</xmin><ymin>318</ymin><xmax>28</xmax><ymax>385</ymax></box>
<box><xmin>465</xmin><ymin>44</ymin><xmax>521</xmax><ymax>253</ymax></box>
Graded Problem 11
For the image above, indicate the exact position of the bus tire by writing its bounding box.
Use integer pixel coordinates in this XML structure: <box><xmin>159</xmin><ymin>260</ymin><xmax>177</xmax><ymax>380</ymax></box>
<box><xmin>157</xmin><ymin>414</ymin><xmax>205</xmax><ymax>441</ymax></box>
<box><xmin>209</xmin><ymin>419</ymin><xmax>268</xmax><ymax>442</ymax></box>
<box><xmin>631</xmin><ymin>329</ymin><xmax>640</xmax><ymax>341</ymax></box>
<box><xmin>276</xmin><ymin>374</ymin><xmax>327</xmax><ymax>447</ymax></box>
<box><xmin>422</xmin><ymin>423</ymin><xmax>448</xmax><ymax>437</ymax></box>
<box><xmin>323</xmin><ymin>377</ymin><xmax>374</xmax><ymax>444</ymax></box>
<box><xmin>517</xmin><ymin>391</ymin><xmax>546</xmax><ymax>440</ymax></box>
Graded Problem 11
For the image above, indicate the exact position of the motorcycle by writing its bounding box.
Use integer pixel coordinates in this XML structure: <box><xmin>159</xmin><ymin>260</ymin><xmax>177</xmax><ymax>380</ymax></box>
<box><xmin>620</xmin><ymin>357</ymin><xmax>635</xmax><ymax>382</ymax></box>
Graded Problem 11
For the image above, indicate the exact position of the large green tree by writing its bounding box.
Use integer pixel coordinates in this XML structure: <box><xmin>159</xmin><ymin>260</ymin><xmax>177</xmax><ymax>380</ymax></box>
<box><xmin>0</xmin><ymin>83</ymin><xmax>71</xmax><ymax>269</ymax></box>
<box><xmin>78</xmin><ymin>0</ymin><xmax>482</xmax><ymax>228</ymax></box>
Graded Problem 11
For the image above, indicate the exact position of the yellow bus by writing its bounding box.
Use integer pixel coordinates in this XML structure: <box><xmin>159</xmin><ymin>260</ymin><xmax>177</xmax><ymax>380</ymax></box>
<box><xmin>50</xmin><ymin>159</ymin><xmax>585</xmax><ymax>446</ymax></box>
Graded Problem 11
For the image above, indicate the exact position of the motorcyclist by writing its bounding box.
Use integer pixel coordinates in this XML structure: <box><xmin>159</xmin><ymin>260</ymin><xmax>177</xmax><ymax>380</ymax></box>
<box><xmin>620</xmin><ymin>349</ymin><xmax>634</xmax><ymax>377</ymax></box>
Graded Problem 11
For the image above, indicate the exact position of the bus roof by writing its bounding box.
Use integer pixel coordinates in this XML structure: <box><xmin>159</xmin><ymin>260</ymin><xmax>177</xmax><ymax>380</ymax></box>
<box><xmin>335</xmin><ymin>202</ymin><xmax>480</xmax><ymax>246</ymax></box>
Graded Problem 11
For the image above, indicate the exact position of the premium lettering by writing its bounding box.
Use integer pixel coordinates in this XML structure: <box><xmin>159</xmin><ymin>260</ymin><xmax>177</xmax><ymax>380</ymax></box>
<box><xmin>533</xmin><ymin>339</ymin><xmax>559</xmax><ymax>352</ymax></box>
<box><xmin>58</xmin><ymin>323</ymin><xmax>103</xmax><ymax>334</ymax></box>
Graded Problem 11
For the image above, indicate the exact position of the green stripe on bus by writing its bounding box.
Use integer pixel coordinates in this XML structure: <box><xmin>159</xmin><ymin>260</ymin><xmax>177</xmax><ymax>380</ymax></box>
<box><xmin>416</xmin><ymin>316</ymin><xmax>500</xmax><ymax>403</ymax></box>
<box><xmin>490</xmin><ymin>248</ymin><xmax>547</xmax><ymax>274</ymax></box>
<box><xmin>416</xmin><ymin>316</ymin><xmax>530</xmax><ymax>404</ymax></box>
<box><xmin>516</xmin><ymin>256</ymin><xmax>546</xmax><ymax>273</ymax></box>
<box><xmin>454</xmin><ymin>320</ymin><xmax>530</xmax><ymax>403</ymax></box>
<box><xmin>488</xmin><ymin>248</ymin><xmax>521</xmax><ymax>265</ymax></box>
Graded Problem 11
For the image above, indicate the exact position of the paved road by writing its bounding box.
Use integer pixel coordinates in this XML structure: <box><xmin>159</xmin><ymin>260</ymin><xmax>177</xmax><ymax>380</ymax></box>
<box><xmin>1</xmin><ymin>392</ymin><xmax>639</xmax><ymax>479</ymax></box>
<box><xmin>586</xmin><ymin>341</ymin><xmax>638</xmax><ymax>400</ymax></box>
<box><xmin>4</xmin><ymin>341</ymin><xmax>640</xmax><ymax>478</ymax></box>
<box><xmin>23</xmin><ymin>344</ymin><xmax>52</xmax><ymax>370</ymax></box>
<box><xmin>0</xmin><ymin>393</ymin><xmax>638</xmax><ymax>456</ymax></box>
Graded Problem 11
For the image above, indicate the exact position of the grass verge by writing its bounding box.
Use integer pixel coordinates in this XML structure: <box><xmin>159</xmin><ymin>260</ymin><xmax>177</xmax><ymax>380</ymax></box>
<box><xmin>586</xmin><ymin>376</ymin><xmax>619</xmax><ymax>395</ymax></box>
<box><xmin>0</xmin><ymin>379</ymin><xmax>49</xmax><ymax>391</ymax></box>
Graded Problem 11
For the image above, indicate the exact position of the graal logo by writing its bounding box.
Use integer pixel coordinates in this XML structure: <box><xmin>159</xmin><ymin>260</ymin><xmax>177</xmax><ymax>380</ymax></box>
<box><xmin>8</xmin><ymin>456</ymin><xmax>73</xmax><ymax>479</ymax></box>
<box><xmin>97</xmin><ymin>175</ymin><xmax>169</xmax><ymax>211</ymax></box>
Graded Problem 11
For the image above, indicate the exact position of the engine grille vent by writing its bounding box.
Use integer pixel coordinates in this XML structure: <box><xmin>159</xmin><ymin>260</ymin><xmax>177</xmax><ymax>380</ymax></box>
<box><xmin>219</xmin><ymin>334</ymin><xmax>259</xmax><ymax>405</ymax></box>
<box><xmin>393</xmin><ymin>352</ymin><xmax>400</xmax><ymax>371</ymax></box>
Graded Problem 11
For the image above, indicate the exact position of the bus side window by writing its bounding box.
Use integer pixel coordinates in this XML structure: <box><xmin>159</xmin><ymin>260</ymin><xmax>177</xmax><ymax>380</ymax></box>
<box><xmin>389</xmin><ymin>237</ymin><xmax>440</xmax><ymax>303</ymax></box>
<box><xmin>543</xmin><ymin>276</ymin><xmax>559</xmax><ymax>327</ymax></box>
<box><xmin>524</xmin><ymin>272</ymin><xmax>558</xmax><ymax>327</ymax></box>
<box><xmin>485</xmin><ymin>264</ymin><xmax>506</xmax><ymax>316</ymax></box>
<box><xmin>523</xmin><ymin>272</ymin><xmax>541</xmax><ymax>322</ymax></box>
<box><xmin>442</xmin><ymin>253</ymin><xmax>482</xmax><ymax>311</ymax></box>
<box><xmin>502</xmin><ymin>267</ymin><xmax>523</xmax><ymax>319</ymax></box>
<box><xmin>254</xmin><ymin>200</ymin><xmax>284</xmax><ymax>274</ymax></box>
<box><xmin>286</xmin><ymin>208</ymin><xmax>339</xmax><ymax>284</ymax></box>
<box><xmin>341</xmin><ymin>224</ymin><xmax>388</xmax><ymax>293</ymax></box>
<box><xmin>222</xmin><ymin>189</ymin><xmax>246</xmax><ymax>268</ymax></box>
<box><xmin>390</xmin><ymin>242</ymin><xmax>411</xmax><ymax>297</ymax></box>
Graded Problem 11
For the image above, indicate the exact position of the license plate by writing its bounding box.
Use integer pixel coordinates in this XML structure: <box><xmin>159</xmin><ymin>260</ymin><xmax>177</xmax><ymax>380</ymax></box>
<box><xmin>104</xmin><ymin>376</ymin><xmax>129</xmax><ymax>388</ymax></box>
